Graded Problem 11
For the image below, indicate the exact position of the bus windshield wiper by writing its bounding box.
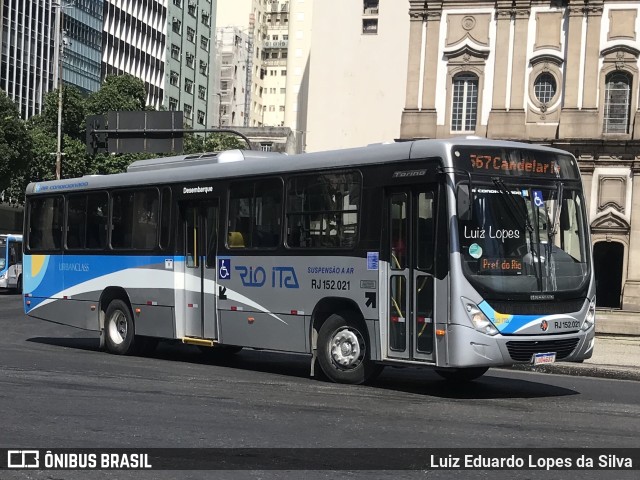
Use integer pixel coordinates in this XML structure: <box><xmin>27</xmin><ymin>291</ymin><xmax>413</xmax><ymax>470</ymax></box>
<box><xmin>492</xmin><ymin>178</ymin><xmax>533</xmax><ymax>234</ymax></box>
<box><xmin>493</xmin><ymin>178</ymin><xmax>543</xmax><ymax>290</ymax></box>
<box><xmin>550</xmin><ymin>182</ymin><xmax>564</xmax><ymax>238</ymax></box>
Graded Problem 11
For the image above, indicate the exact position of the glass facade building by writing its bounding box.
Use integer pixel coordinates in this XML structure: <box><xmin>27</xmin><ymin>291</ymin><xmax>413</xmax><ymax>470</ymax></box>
<box><xmin>63</xmin><ymin>0</ymin><xmax>103</xmax><ymax>94</ymax></box>
<box><xmin>0</xmin><ymin>0</ymin><xmax>55</xmax><ymax>118</ymax></box>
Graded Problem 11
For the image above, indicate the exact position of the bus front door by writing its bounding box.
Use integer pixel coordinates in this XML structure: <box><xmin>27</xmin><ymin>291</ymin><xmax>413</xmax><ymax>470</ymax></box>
<box><xmin>183</xmin><ymin>202</ymin><xmax>218</xmax><ymax>340</ymax></box>
<box><xmin>386</xmin><ymin>189</ymin><xmax>436</xmax><ymax>362</ymax></box>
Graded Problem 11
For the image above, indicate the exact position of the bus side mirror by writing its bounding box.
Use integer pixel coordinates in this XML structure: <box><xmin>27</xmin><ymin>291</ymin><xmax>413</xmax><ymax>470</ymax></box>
<box><xmin>457</xmin><ymin>184</ymin><xmax>472</xmax><ymax>221</ymax></box>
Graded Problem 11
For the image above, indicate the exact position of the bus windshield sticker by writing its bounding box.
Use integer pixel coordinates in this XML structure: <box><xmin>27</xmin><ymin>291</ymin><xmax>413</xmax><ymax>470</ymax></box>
<box><xmin>468</xmin><ymin>243</ymin><xmax>482</xmax><ymax>259</ymax></box>
<box><xmin>367</xmin><ymin>252</ymin><xmax>379</xmax><ymax>270</ymax></box>
<box><xmin>532</xmin><ymin>190</ymin><xmax>544</xmax><ymax>208</ymax></box>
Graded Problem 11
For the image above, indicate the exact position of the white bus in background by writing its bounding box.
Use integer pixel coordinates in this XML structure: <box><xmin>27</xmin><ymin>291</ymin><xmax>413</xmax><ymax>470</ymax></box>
<box><xmin>0</xmin><ymin>234</ymin><xmax>23</xmax><ymax>292</ymax></box>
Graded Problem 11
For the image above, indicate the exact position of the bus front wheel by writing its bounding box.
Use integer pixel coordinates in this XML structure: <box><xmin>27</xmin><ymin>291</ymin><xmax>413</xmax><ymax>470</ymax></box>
<box><xmin>104</xmin><ymin>299</ymin><xmax>136</xmax><ymax>355</ymax></box>
<box><xmin>317</xmin><ymin>311</ymin><xmax>382</xmax><ymax>384</ymax></box>
<box><xmin>434</xmin><ymin>367</ymin><xmax>488</xmax><ymax>382</ymax></box>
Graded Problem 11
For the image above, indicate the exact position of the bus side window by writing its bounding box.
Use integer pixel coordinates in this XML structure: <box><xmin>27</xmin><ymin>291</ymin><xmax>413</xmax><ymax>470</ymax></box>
<box><xmin>28</xmin><ymin>196</ymin><xmax>64</xmax><ymax>251</ymax></box>
<box><xmin>390</xmin><ymin>193</ymin><xmax>407</xmax><ymax>270</ymax></box>
<box><xmin>416</xmin><ymin>192</ymin><xmax>435</xmax><ymax>272</ymax></box>
<box><xmin>86</xmin><ymin>193</ymin><xmax>108</xmax><ymax>249</ymax></box>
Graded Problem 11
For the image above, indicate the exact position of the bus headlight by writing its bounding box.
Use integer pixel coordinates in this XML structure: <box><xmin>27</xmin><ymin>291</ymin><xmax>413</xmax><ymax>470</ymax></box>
<box><xmin>582</xmin><ymin>298</ymin><xmax>596</xmax><ymax>331</ymax></box>
<box><xmin>462</xmin><ymin>298</ymin><xmax>498</xmax><ymax>336</ymax></box>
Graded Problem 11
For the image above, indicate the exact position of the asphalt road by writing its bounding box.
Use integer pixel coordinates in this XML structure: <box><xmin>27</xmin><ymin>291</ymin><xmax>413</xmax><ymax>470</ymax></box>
<box><xmin>0</xmin><ymin>292</ymin><xmax>639</xmax><ymax>480</ymax></box>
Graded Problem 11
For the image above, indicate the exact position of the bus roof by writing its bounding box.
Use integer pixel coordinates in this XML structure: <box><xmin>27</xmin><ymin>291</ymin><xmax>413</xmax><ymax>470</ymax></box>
<box><xmin>0</xmin><ymin>234</ymin><xmax>22</xmax><ymax>241</ymax></box>
<box><xmin>25</xmin><ymin>138</ymin><xmax>572</xmax><ymax>194</ymax></box>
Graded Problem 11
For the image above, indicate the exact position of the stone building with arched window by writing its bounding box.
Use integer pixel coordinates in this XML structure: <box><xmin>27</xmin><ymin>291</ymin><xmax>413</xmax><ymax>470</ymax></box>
<box><xmin>400</xmin><ymin>0</ymin><xmax>640</xmax><ymax>329</ymax></box>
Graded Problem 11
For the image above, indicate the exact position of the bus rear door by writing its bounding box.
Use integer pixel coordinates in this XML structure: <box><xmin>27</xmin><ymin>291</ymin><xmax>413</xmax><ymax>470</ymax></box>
<box><xmin>386</xmin><ymin>188</ymin><xmax>437</xmax><ymax>362</ymax></box>
<box><xmin>182</xmin><ymin>202</ymin><xmax>219</xmax><ymax>340</ymax></box>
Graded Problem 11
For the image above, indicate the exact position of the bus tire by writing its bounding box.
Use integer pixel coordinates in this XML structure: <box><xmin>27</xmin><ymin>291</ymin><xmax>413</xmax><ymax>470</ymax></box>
<box><xmin>15</xmin><ymin>275</ymin><xmax>22</xmax><ymax>294</ymax></box>
<box><xmin>104</xmin><ymin>299</ymin><xmax>136</xmax><ymax>355</ymax></box>
<box><xmin>317</xmin><ymin>311</ymin><xmax>381</xmax><ymax>384</ymax></box>
<box><xmin>434</xmin><ymin>367</ymin><xmax>488</xmax><ymax>382</ymax></box>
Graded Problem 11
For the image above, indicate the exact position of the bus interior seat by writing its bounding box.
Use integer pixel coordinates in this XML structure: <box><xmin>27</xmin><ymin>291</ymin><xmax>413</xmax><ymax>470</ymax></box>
<box><xmin>228</xmin><ymin>231</ymin><xmax>245</xmax><ymax>247</ymax></box>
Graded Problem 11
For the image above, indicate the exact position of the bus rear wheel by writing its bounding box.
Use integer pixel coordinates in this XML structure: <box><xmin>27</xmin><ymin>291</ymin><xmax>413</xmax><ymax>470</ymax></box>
<box><xmin>434</xmin><ymin>367</ymin><xmax>488</xmax><ymax>382</ymax></box>
<box><xmin>317</xmin><ymin>311</ymin><xmax>381</xmax><ymax>384</ymax></box>
<box><xmin>104</xmin><ymin>299</ymin><xmax>136</xmax><ymax>355</ymax></box>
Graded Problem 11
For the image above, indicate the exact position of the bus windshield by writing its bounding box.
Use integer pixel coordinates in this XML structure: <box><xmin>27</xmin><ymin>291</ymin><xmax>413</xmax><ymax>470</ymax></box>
<box><xmin>458</xmin><ymin>183</ymin><xmax>589</xmax><ymax>295</ymax></box>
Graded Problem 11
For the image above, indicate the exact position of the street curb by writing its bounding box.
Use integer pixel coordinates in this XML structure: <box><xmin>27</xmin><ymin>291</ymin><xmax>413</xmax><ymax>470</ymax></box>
<box><xmin>505</xmin><ymin>363</ymin><xmax>640</xmax><ymax>382</ymax></box>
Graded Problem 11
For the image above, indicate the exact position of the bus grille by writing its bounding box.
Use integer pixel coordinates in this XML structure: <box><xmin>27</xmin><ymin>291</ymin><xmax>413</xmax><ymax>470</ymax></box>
<box><xmin>506</xmin><ymin>338</ymin><xmax>580</xmax><ymax>362</ymax></box>
<box><xmin>488</xmin><ymin>299</ymin><xmax>585</xmax><ymax>315</ymax></box>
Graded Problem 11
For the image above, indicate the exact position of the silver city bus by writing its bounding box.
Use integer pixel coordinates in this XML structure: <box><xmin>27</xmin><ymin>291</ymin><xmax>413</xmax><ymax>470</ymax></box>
<box><xmin>23</xmin><ymin>138</ymin><xmax>594</xmax><ymax>383</ymax></box>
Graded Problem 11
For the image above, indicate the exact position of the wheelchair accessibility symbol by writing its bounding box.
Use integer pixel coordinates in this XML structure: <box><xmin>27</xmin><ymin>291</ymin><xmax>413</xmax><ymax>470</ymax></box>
<box><xmin>532</xmin><ymin>190</ymin><xmax>544</xmax><ymax>208</ymax></box>
<box><xmin>218</xmin><ymin>258</ymin><xmax>231</xmax><ymax>280</ymax></box>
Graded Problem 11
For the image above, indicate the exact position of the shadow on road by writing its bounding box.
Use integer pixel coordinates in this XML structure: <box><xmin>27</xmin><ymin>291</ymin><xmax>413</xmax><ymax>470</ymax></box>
<box><xmin>369</xmin><ymin>369</ymin><xmax>579</xmax><ymax>399</ymax></box>
<box><xmin>28</xmin><ymin>336</ymin><xmax>100</xmax><ymax>351</ymax></box>
<box><xmin>26</xmin><ymin>336</ymin><xmax>579</xmax><ymax>400</ymax></box>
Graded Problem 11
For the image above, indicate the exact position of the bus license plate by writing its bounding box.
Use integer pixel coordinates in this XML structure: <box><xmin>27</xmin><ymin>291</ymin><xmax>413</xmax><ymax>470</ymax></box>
<box><xmin>533</xmin><ymin>352</ymin><xmax>556</xmax><ymax>365</ymax></box>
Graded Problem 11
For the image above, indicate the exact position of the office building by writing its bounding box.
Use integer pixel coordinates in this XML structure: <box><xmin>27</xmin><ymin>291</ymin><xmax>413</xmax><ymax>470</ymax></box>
<box><xmin>1</xmin><ymin>0</ymin><xmax>56</xmax><ymax>118</ymax></box>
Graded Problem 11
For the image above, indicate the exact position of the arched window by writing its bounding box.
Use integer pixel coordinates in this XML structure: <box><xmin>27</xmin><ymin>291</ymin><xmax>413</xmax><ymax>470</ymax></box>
<box><xmin>534</xmin><ymin>73</ymin><xmax>557</xmax><ymax>104</ymax></box>
<box><xmin>604</xmin><ymin>72</ymin><xmax>631</xmax><ymax>134</ymax></box>
<box><xmin>451</xmin><ymin>74</ymin><xmax>478</xmax><ymax>132</ymax></box>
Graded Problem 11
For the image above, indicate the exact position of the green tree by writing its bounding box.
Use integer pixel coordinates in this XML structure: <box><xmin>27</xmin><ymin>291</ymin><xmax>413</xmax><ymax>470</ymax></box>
<box><xmin>26</xmin><ymin>127</ymin><xmax>57</xmax><ymax>182</ymax></box>
<box><xmin>0</xmin><ymin>89</ymin><xmax>32</xmax><ymax>198</ymax></box>
<box><xmin>60</xmin><ymin>136</ymin><xmax>90</xmax><ymax>178</ymax></box>
<box><xmin>184</xmin><ymin>132</ymin><xmax>247</xmax><ymax>154</ymax></box>
<box><xmin>28</xmin><ymin>86</ymin><xmax>86</xmax><ymax>141</ymax></box>
<box><xmin>183</xmin><ymin>132</ymin><xmax>205</xmax><ymax>154</ymax></box>
<box><xmin>86</xmin><ymin>74</ymin><xmax>147</xmax><ymax>115</ymax></box>
<box><xmin>204</xmin><ymin>133</ymin><xmax>247</xmax><ymax>151</ymax></box>
<box><xmin>90</xmin><ymin>152</ymin><xmax>156</xmax><ymax>175</ymax></box>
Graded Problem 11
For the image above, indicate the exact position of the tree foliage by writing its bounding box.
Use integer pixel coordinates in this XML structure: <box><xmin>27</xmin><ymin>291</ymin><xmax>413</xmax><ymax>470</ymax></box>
<box><xmin>184</xmin><ymin>132</ymin><xmax>248</xmax><ymax>155</ymax></box>
<box><xmin>29</xmin><ymin>86</ymin><xmax>86</xmax><ymax>141</ymax></box>
<box><xmin>0</xmin><ymin>89</ymin><xmax>32</xmax><ymax>197</ymax></box>
<box><xmin>2</xmin><ymin>74</ymin><xmax>249</xmax><ymax>205</ymax></box>
<box><xmin>23</xmin><ymin>74</ymin><xmax>152</xmax><ymax>189</ymax></box>
<box><xmin>86</xmin><ymin>74</ymin><xmax>147</xmax><ymax>115</ymax></box>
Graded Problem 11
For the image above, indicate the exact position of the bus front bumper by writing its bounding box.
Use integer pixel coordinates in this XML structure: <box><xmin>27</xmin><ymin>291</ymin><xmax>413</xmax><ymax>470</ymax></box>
<box><xmin>443</xmin><ymin>323</ymin><xmax>596</xmax><ymax>368</ymax></box>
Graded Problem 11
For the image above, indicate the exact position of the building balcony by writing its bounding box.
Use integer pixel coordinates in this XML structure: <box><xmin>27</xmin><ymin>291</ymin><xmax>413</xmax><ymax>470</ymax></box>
<box><xmin>261</xmin><ymin>58</ymin><xmax>286</xmax><ymax>67</ymax></box>
<box><xmin>263</xmin><ymin>40</ymin><xmax>288</xmax><ymax>49</ymax></box>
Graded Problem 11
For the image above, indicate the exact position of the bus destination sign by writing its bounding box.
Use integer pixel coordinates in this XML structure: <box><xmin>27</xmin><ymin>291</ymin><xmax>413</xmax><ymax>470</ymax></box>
<box><xmin>454</xmin><ymin>146</ymin><xmax>579</xmax><ymax>180</ymax></box>
<box><xmin>469</xmin><ymin>154</ymin><xmax>560</xmax><ymax>176</ymax></box>
<box><xmin>479</xmin><ymin>257</ymin><xmax>523</xmax><ymax>275</ymax></box>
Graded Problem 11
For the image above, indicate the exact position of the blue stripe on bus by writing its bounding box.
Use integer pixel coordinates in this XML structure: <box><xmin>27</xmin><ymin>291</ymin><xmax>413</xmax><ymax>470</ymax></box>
<box><xmin>25</xmin><ymin>254</ymin><xmax>184</xmax><ymax>301</ymax></box>
<box><xmin>478</xmin><ymin>301</ymin><xmax>541</xmax><ymax>334</ymax></box>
